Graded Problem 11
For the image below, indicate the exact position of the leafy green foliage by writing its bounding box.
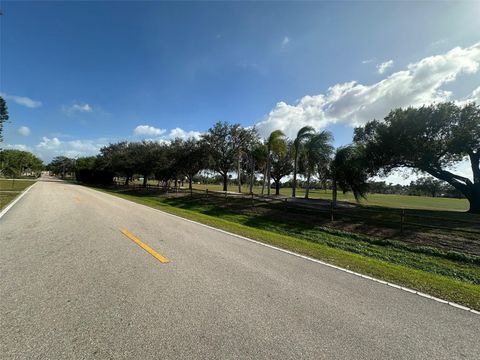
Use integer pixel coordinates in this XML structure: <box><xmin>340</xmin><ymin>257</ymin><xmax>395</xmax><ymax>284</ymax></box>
<box><xmin>292</xmin><ymin>126</ymin><xmax>315</xmax><ymax>197</ymax></box>
<box><xmin>0</xmin><ymin>149</ymin><xmax>43</xmax><ymax>177</ymax></box>
<box><xmin>331</xmin><ymin>145</ymin><xmax>369</xmax><ymax>202</ymax></box>
<box><xmin>299</xmin><ymin>130</ymin><xmax>334</xmax><ymax>198</ymax></box>
<box><xmin>0</xmin><ymin>96</ymin><xmax>9</xmax><ymax>142</ymax></box>
<box><xmin>270</xmin><ymin>141</ymin><xmax>294</xmax><ymax>195</ymax></box>
<box><xmin>47</xmin><ymin>156</ymin><xmax>75</xmax><ymax>178</ymax></box>
<box><xmin>201</xmin><ymin>122</ymin><xmax>256</xmax><ymax>191</ymax></box>
<box><xmin>354</xmin><ymin>102</ymin><xmax>480</xmax><ymax>212</ymax></box>
<box><xmin>264</xmin><ymin>129</ymin><xmax>286</xmax><ymax>195</ymax></box>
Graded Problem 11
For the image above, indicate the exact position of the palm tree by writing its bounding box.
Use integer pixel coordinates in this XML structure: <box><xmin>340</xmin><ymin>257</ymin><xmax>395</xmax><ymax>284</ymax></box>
<box><xmin>262</xmin><ymin>130</ymin><xmax>286</xmax><ymax>195</ymax></box>
<box><xmin>250</xmin><ymin>143</ymin><xmax>267</xmax><ymax>194</ymax></box>
<box><xmin>301</xmin><ymin>131</ymin><xmax>334</xmax><ymax>199</ymax></box>
<box><xmin>292</xmin><ymin>126</ymin><xmax>315</xmax><ymax>197</ymax></box>
<box><xmin>330</xmin><ymin>145</ymin><xmax>369</xmax><ymax>206</ymax></box>
<box><xmin>271</xmin><ymin>141</ymin><xmax>294</xmax><ymax>195</ymax></box>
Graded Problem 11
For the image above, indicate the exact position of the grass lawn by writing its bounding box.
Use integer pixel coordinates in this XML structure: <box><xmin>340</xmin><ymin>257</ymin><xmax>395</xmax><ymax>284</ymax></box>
<box><xmin>0</xmin><ymin>179</ymin><xmax>36</xmax><ymax>191</ymax></box>
<box><xmin>187</xmin><ymin>183</ymin><xmax>469</xmax><ymax>212</ymax></box>
<box><xmin>92</xmin><ymin>186</ymin><xmax>480</xmax><ymax>310</ymax></box>
<box><xmin>0</xmin><ymin>179</ymin><xmax>36</xmax><ymax>210</ymax></box>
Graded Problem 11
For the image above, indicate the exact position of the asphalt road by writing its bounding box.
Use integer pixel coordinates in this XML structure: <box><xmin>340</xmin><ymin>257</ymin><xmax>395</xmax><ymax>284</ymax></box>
<box><xmin>1</xmin><ymin>178</ymin><xmax>479</xmax><ymax>359</ymax></box>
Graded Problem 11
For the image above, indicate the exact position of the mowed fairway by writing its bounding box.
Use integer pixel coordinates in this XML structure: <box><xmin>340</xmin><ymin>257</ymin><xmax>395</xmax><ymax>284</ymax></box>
<box><xmin>184</xmin><ymin>183</ymin><xmax>469</xmax><ymax>211</ymax></box>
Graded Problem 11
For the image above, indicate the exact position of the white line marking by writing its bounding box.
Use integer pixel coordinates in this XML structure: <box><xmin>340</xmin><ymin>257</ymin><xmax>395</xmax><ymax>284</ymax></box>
<box><xmin>0</xmin><ymin>182</ymin><xmax>37</xmax><ymax>219</ymax></box>
<box><xmin>87</xmin><ymin>186</ymin><xmax>480</xmax><ymax>315</ymax></box>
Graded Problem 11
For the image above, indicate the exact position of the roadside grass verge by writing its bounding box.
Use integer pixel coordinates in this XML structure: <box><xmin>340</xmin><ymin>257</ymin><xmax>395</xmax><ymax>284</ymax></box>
<box><xmin>0</xmin><ymin>179</ymin><xmax>36</xmax><ymax>210</ymax></box>
<box><xmin>0</xmin><ymin>179</ymin><xmax>36</xmax><ymax>191</ymax></box>
<box><xmin>92</xmin><ymin>187</ymin><xmax>480</xmax><ymax>310</ymax></box>
<box><xmin>0</xmin><ymin>193</ymin><xmax>19</xmax><ymax>210</ymax></box>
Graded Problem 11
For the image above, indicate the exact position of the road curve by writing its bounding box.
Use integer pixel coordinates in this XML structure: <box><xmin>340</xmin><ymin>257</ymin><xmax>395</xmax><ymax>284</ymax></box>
<box><xmin>1</xmin><ymin>178</ymin><xmax>479</xmax><ymax>359</ymax></box>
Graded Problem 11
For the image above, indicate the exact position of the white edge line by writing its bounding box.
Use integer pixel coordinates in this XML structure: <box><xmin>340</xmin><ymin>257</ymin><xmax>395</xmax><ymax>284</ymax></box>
<box><xmin>87</xmin><ymin>185</ymin><xmax>480</xmax><ymax>316</ymax></box>
<box><xmin>0</xmin><ymin>182</ymin><xmax>37</xmax><ymax>219</ymax></box>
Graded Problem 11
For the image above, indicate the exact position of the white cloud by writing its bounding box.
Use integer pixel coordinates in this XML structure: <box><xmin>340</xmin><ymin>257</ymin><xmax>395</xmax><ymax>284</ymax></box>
<box><xmin>168</xmin><ymin>127</ymin><xmax>202</xmax><ymax>140</ymax></box>
<box><xmin>133</xmin><ymin>125</ymin><xmax>202</xmax><ymax>142</ymax></box>
<box><xmin>35</xmin><ymin>136</ymin><xmax>107</xmax><ymax>162</ymax></box>
<box><xmin>17</xmin><ymin>126</ymin><xmax>31</xmax><ymax>136</ymax></box>
<box><xmin>133</xmin><ymin>125</ymin><xmax>166</xmax><ymax>136</ymax></box>
<box><xmin>62</xmin><ymin>102</ymin><xmax>94</xmax><ymax>115</ymax></box>
<box><xmin>0</xmin><ymin>93</ymin><xmax>42</xmax><ymax>108</ymax></box>
<box><xmin>3</xmin><ymin>144</ymin><xmax>32</xmax><ymax>151</ymax></box>
<box><xmin>255</xmin><ymin>42</ymin><xmax>480</xmax><ymax>138</ymax></box>
<box><xmin>376</xmin><ymin>59</ymin><xmax>394</xmax><ymax>74</ymax></box>
<box><xmin>37</xmin><ymin>137</ymin><xmax>62</xmax><ymax>150</ymax></box>
<box><xmin>362</xmin><ymin>59</ymin><xmax>375</xmax><ymax>64</ymax></box>
<box><xmin>281</xmin><ymin>36</ymin><xmax>290</xmax><ymax>48</ymax></box>
<box><xmin>73</xmin><ymin>103</ymin><xmax>92</xmax><ymax>112</ymax></box>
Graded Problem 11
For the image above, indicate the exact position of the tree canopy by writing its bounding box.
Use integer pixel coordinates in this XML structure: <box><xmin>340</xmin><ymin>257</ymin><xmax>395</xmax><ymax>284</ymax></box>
<box><xmin>0</xmin><ymin>96</ymin><xmax>9</xmax><ymax>142</ymax></box>
<box><xmin>47</xmin><ymin>156</ymin><xmax>75</xmax><ymax>179</ymax></box>
<box><xmin>0</xmin><ymin>149</ymin><xmax>43</xmax><ymax>177</ymax></box>
<box><xmin>201</xmin><ymin>122</ymin><xmax>253</xmax><ymax>191</ymax></box>
<box><xmin>330</xmin><ymin>145</ymin><xmax>369</xmax><ymax>204</ymax></box>
<box><xmin>354</xmin><ymin>102</ymin><xmax>480</xmax><ymax>213</ymax></box>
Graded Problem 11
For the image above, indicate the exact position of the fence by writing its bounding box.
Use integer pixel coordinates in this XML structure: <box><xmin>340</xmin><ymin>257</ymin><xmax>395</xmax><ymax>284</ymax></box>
<box><xmin>113</xmin><ymin>183</ymin><xmax>480</xmax><ymax>236</ymax></box>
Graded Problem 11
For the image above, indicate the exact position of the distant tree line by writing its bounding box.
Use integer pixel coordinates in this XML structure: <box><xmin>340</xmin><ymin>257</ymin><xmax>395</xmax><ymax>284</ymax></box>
<box><xmin>0</xmin><ymin>149</ymin><xmax>44</xmax><ymax>178</ymax></box>
<box><xmin>44</xmin><ymin>102</ymin><xmax>479</xmax><ymax>213</ymax></box>
<box><xmin>368</xmin><ymin>178</ymin><xmax>464</xmax><ymax>198</ymax></box>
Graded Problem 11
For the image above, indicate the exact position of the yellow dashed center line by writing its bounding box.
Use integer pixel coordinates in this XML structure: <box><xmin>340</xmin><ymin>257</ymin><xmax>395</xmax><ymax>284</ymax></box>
<box><xmin>120</xmin><ymin>229</ymin><xmax>170</xmax><ymax>264</ymax></box>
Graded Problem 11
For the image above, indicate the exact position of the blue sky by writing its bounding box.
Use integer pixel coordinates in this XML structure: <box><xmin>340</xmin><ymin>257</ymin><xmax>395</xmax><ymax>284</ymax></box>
<box><xmin>1</xmin><ymin>1</ymin><xmax>479</xmax><ymax>182</ymax></box>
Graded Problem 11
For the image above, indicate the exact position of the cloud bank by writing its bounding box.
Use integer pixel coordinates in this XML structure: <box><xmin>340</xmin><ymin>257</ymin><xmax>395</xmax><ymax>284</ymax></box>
<box><xmin>133</xmin><ymin>125</ymin><xmax>202</xmax><ymax>141</ymax></box>
<box><xmin>256</xmin><ymin>42</ymin><xmax>480</xmax><ymax>138</ymax></box>
<box><xmin>35</xmin><ymin>137</ymin><xmax>107</xmax><ymax>162</ymax></box>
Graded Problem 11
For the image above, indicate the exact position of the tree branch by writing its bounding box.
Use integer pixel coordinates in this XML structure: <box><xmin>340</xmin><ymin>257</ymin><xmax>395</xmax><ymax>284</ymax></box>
<box><xmin>422</xmin><ymin>166</ymin><xmax>472</xmax><ymax>190</ymax></box>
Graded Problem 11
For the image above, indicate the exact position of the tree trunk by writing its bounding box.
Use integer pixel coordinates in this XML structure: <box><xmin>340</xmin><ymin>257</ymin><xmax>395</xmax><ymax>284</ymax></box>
<box><xmin>305</xmin><ymin>172</ymin><xmax>311</xmax><ymax>199</ymax></box>
<box><xmin>222</xmin><ymin>173</ymin><xmax>228</xmax><ymax>192</ymax></box>
<box><xmin>275</xmin><ymin>181</ymin><xmax>280</xmax><ymax>195</ymax></box>
<box><xmin>261</xmin><ymin>165</ymin><xmax>267</xmax><ymax>195</ymax></box>
<box><xmin>249</xmin><ymin>157</ymin><xmax>255</xmax><ymax>195</ymax></box>
<box><xmin>142</xmin><ymin>174</ymin><xmax>148</xmax><ymax>188</ymax></box>
<box><xmin>292</xmin><ymin>149</ymin><xmax>298</xmax><ymax>198</ymax></box>
<box><xmin>469</xmin><ymin>151</ymin><xmax>480</xmax><ymax>184</ymax></box>
<box><xmin>332</xmin><ymin>180</ymin><xmax>337</xmax><ymax>207</ymax></box>
<box><xmin>125</xmin><ymin>176</ymin><xmax>130</xmax><ymax>186</ymax></box>
<box><xmin>267</xmin><ymin>153</ymin><xmax>271</xmax><ymax>196</ymax></box>
<box><xmin>466</xmin><ymin>183</ymin><xmax>480</xmax><ymax>214</ymax></box>
<box><xmin>425</xmin><ymin>166</ymin><xmax>480</xmax><ymax>214</ymax></box>
<box><xmin>237</xmin><ymin>156</ymin><xmax>242</xmax><ymax>193</ymax></box>
<box><xmin>189</xmin><ymin>176</ymin><xmax>193</xmax><ymax>196</ymax></box>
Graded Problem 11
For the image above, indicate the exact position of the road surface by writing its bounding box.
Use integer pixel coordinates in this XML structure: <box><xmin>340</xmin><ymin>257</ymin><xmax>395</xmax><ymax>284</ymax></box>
<box><xmin>1</xmin><ymin>178</ymin><xmax>479</xmax><ymax>359</ymax></box>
